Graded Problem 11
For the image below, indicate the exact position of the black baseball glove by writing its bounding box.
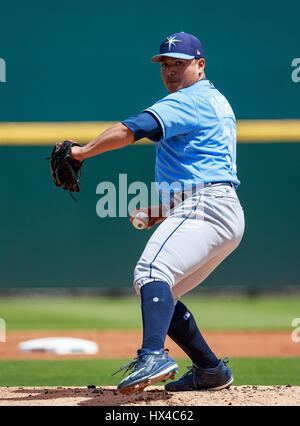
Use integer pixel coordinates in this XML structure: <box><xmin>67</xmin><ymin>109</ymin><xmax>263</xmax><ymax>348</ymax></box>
<box><xmin>49</xmin><ymin>140</ymin><xmax>83</xmax><ymax>195</ymax></box>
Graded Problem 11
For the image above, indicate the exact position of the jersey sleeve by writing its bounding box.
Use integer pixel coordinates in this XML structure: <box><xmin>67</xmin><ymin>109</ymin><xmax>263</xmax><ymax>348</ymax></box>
<box><xmin>144</xmin><ymin>92</ymin><xmax>199</xmax><ymax>139</ymax></box>
<box><xmin>122</xmin><ymin>111</ymin><xmax>163</xmax><ymax>142</ymax></box>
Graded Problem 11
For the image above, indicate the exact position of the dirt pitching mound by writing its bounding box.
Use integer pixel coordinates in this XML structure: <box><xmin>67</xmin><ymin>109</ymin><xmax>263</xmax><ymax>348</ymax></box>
<box><xmin>0</xmin><ymin>385</ymin><xmax>299</xmax><ymax>406</ymax></box>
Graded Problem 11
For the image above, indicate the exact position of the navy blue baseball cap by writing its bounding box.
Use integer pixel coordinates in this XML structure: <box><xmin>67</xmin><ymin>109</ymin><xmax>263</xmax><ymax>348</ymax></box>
<box><xmin>151</xmin><ymin>32</ymin><xmax>204</xmax><ymax>63</ymax></box>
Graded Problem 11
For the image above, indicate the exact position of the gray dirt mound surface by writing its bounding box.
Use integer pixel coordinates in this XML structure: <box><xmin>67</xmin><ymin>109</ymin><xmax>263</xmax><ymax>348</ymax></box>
<box><xmin>0</xmin><ymin>385</ymin><xmax>299</xmax><ymax>406</ymax></box>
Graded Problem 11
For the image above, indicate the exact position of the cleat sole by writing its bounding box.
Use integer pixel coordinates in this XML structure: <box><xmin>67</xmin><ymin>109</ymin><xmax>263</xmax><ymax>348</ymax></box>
<box><xmin>165</xmin><ymin>375</ymin><xmax>234</xmax><ymax>393</ymax></box>
<box><xmin>118</xmin><ymin>368</ymin><xmax>178</xmax><ymax>395</ymax></box>
<box><xmin>207</xmin><ymin>375</ymin><xmax>234</xmax><ymax>391</ymax></box>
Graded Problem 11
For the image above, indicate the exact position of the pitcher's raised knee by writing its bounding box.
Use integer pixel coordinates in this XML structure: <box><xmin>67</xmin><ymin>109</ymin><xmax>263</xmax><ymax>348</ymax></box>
<box><xmin>133</xmin><ymin>261</ymin><xmax>174</xmax><ymax>296</ymax></box>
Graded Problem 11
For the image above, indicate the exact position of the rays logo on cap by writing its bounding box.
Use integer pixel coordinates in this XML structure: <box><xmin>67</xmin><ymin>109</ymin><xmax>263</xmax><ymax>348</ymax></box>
<box><xmin>151</xmin><ymin>32</ymin><xmax>204</xmax><ymax>63</ymax></box>
<box><xmin>165</xmin><ymin>36</ymin><xmax>182</xmax><ymax>51</ymax></box>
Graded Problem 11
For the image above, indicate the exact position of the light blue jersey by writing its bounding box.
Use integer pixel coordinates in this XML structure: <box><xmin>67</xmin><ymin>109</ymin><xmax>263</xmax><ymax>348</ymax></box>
<box><xmin>145</xmin><ymin>79</ymin><xmax>240</xmax><ymax>194</ymax></box>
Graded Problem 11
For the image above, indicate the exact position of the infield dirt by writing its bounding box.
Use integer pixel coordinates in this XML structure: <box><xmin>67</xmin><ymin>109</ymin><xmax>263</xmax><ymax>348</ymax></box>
<box><xmin>1</xmin><ymin>330</ymin><xmax>299</xmax><ymax>359</ymax></box>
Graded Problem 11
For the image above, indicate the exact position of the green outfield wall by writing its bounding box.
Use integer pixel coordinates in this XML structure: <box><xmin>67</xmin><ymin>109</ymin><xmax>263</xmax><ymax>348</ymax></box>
<box><xmin>0</xmin><ymin>0</ymin><xmax>299</xmax><ymax>121</ymax></box>
<box><xmin>0</xmin><ymin>0</ymin><xmax>299</xmax><ymax>290</ymax></box>
<box><xmin>0</xmin><ymin>142</ymin><xmax>299</xmax><ymax>290</ymax></box>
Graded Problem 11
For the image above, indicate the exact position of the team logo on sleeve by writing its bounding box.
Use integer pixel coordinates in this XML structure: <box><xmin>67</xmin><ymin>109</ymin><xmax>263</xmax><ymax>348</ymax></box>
<box><xmin>165</xmin><ymin>36</ymin><xmax>182</xmax><ymax>51</ymax></box>
<box><xmin>183</xmin><ymin>311</ymin><xmax>191</xmax><ymax>320</ymax></box>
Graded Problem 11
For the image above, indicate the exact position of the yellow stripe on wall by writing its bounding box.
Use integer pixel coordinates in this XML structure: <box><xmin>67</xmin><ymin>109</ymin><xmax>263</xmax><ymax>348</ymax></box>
<box><xmin>0</xmin><ymin>120</ymin><xmax>299</xmax><ymax>145</ymax></box>
<box><xmin>0</xmin><ymin>122</ymin><xmax>116</xmax><ymax>145</ymax></box>
<box><xmin>237</xmin><ymin>120</ymin><xmax>300</xmax><ymax>143</ymax></box>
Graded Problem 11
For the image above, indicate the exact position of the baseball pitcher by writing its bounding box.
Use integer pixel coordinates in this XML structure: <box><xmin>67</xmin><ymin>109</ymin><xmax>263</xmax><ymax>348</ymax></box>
<box><xmin>50</xmin><ymin>32</ymin><xmax>245</xmax><ymax>395</ymax></box>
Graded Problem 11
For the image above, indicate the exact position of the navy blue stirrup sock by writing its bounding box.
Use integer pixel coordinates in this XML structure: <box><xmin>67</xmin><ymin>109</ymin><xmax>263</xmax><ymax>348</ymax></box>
<box><xmin>140</xmin><ymin>281</ymin><xmax>175</xmax><ymax>351</ymax></box>
<box><xmin>167</xmin><ymin>300</ymin><xmax>219</xmax><ymax>369</ymax></box>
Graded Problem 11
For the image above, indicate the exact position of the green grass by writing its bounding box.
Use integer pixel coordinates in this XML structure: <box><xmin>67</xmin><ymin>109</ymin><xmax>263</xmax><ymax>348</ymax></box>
<box><xmin>1</xmin><ymin>296</ymin><xmax>297</xmax><ymax>389</ymax></box>
<box><xmin>0</xmin><ymin>295</ymin><xmax>299</xmax><ymax>331</ymax></box>
<box><xmin>0</xmin><ymin>358</ymin><xmax>298</xmax><ymax>387</ymax></box>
